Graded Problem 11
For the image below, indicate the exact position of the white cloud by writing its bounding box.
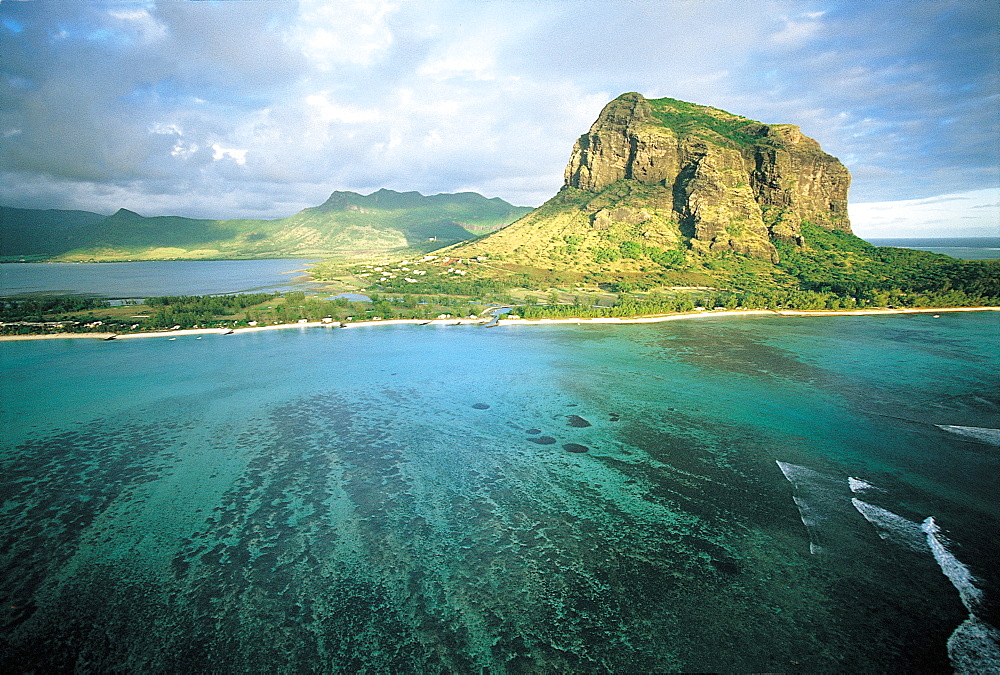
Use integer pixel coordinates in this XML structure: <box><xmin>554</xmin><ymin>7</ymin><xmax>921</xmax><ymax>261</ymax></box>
<box><xmin>288</xmin><ymin>0</ymin><xmax>400</xmax><ymax>69</ymax></box>
<box><xmin>107</xmin><ymin>7</ymin><xmax>166</xmax><ymax>44</ymax></box>
<box><xmin>211</xmin><ymin>144</ymin><xmax>247</xmax><ymax>166</ymax></box>
<box><xmin>771</xmin><ymin>14</ymin><xmax>824</xmax><ymax>46</ymax></box>
<box><xmin>417</xmin><ymin>36</ymin><xmax>498</xmax><ymax>81</ymax></box>
<box><xmin>170</xmin><ymin>142</ymin><xmax>198</xmax><ymax>159</ymax></box>
<box><xmin>304</xmin><ymin>94</ymin><xmax>381</xmax><ymax>126</ymax></box>
<box><xmin>1</xmin><ymin>0</ymin><xmax>997</xmax><ymax>226</ymax></box>
<box><xmin>850</xmin><ymin>188</ymin><xmax>1000</xmax><ymax>238</ymax></box>
<box><xmin>149</xmin><ymin>123</ymin><xmax>182</xmax><ymax>136</ymax></box>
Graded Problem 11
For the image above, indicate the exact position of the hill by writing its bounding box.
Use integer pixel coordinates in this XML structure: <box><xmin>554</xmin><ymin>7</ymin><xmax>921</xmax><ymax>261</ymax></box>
<box><xmin>0</xmin><ymin>190</ymin><xmax>530</xmax><ymax>262</ymax></box>
<box><xmin>447</xmin><ymin>92</ymin><xmax>850</xmax><ymax>283</ymax></box>
<box><xmin>361</xmin><ymin>93</ymin><xmax>997</xmax><ymax>308</ymax></box>
<box><xmin>0</xmin><ymin>206</ymin><xmax>107</xmax><ymax>260</ymax></box>
<box><xmin>410</xmin><ymin>93</ymin><xmax>1000</xmax><ymax>304</ymax></box>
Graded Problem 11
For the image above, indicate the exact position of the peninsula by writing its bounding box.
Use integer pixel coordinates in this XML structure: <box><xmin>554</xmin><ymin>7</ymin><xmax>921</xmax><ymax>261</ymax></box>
<box><xmin>3</xmin><ymin>93</ymin><xmax>998</xmax><ymax>338</ymax></box>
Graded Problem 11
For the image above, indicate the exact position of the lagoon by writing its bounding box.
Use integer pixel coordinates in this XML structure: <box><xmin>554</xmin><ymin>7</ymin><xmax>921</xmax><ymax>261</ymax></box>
<box><xmin>1</xmin><ymin>311</ymin><xmax>998</xmax><ymax>671</ymax></box>
<box><xmin>0</xmin><ymin>258</ymin><xmax>321</xmax><ymax>298</ymax></box>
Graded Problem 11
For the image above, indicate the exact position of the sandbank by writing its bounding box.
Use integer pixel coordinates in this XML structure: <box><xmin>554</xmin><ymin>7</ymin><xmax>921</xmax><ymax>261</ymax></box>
<box><xmin>1</xmin><ymin>306</ymin><xmax>996</xmax><ymax>342</ymax></box>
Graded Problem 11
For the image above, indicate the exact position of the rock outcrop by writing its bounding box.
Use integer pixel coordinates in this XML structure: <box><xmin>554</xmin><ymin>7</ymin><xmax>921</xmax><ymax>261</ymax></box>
<box><xmin>563</xmin><ymin>92</ymin><xmax>851</xmax><ymax>261</ymax></box>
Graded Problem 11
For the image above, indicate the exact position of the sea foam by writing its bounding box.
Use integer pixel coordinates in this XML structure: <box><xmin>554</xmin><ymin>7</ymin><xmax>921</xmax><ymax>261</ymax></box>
<box><xmin>947</xmin><ymin>615</ymin><xmax>1000</xmax><ymax>675</ymax></box>
<box><xmin>776</xmin><ymin>461</ymin><xmax>851</xmax><ymax>555</ymax></box>
<box><xmin>850</xmin><ymin>499</ymin><xmax>927</xmax><ymax>552</ymax></box>
<box><xmin>922</xmin><ymin>517</ymin><xmax>984</xmax><ymax>613</ymax></box>
<box><xmin>851</xmin><ymin>501</ymin><xmax>997</xmax><ymax>672</ymax></box>
<box><xmin>936</xmin><ymin>425</ymin><xmax>1000</xmax><ymax>446</ymax></box>
<box><xmin>848</xmin><ymin>476</ymin><xmax>878</xmax><ymax>494</ymax></box>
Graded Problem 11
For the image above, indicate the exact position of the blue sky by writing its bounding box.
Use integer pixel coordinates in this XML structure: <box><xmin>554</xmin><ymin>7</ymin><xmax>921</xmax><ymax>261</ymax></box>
<box><xmin>1</xmin><ymin>0</ymin><xmax>997</xmax><ymax>237</ymax></box>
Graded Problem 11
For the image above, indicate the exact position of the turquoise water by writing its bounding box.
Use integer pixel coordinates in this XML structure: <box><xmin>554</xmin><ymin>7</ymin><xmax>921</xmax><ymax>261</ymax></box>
<box><xmin>867</xmin><ymin>237</ymin><xmax>1000</xmax><ymax>260</ymax></box>
<box><xmin>1</xmin><ymin>313</ymin><xmax>998</xmax><ymax>671</ymax></box>
<box><xmin>0</xmin><ymin>259</ymin><xmax>321</xmax><ymax>297</ymax></box>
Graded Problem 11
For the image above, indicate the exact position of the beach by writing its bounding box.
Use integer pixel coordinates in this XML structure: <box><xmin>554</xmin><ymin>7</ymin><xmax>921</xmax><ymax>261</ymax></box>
<box><xmin>2</xmin><ymin>306</ymin><xmax>998</xmax><ymax>341</ymax></box>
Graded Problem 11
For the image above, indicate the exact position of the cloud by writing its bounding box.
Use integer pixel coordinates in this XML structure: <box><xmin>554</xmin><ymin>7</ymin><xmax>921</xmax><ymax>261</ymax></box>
<box><xmin>850</xmin><ymin>188</ymin><xmax>1000</xmax><ymax>238</ymax></box>
<box><xmin>770</xmin><ymin>11</ymin><xmax>825</xmax><ymax>45</ymax></box>
<box><xmin>289</xmin><ymin>0</ymin><xmax>399</xmax><ymax>69</ymax></box>
<box><xmin>211</xmin><ymin>144</ymin><xmax>247</xmax><ymax>166</ymax></box>
<box><xmin>0</xmin><ymin>0</ymin><xmax>997</xmax><ymax>226</ymax></box>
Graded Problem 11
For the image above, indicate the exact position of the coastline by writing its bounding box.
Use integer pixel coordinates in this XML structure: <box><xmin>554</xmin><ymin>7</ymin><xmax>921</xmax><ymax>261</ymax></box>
<box><xmin>498</xmin><ymin>306</ymin><xmax>1000</xmax><ymax>326</ymax></box>
<box><xmin>1</xmin><ymin>306</ymin><xmax>997</xmax><ymax>342</ymax></box>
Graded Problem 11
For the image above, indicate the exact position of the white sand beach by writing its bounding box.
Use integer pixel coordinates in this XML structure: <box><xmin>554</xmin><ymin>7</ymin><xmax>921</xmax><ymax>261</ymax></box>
<box><xmin>1</xmin><ymin>306</ymin><xmax>997</xmax><ymax>342</ymax></box>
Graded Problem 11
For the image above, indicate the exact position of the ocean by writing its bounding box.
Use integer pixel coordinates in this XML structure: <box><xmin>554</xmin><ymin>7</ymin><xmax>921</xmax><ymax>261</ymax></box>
<box><xmin>866</xmin><ymin>237</ymin><xmax>1000</xmax><ymax>260</ymax></box>
<box><xmin>2</xmin><ymin>311</ymin><xmax>998</xmax><ymax>671</ymax></box>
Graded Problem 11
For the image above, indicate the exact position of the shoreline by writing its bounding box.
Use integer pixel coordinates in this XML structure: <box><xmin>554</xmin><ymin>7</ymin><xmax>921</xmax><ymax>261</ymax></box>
<box><xmin>1</xmin><ymin>306</ymin><xmax>997</xmax><ymax>342</ymax></box>
<box><xmin>498</xmin><ymin>306</ymin><xmax>1000</xmax><ymax>326</ymax></box>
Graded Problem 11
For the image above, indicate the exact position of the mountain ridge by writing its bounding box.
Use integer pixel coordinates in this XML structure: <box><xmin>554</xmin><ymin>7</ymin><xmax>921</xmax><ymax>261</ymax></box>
<box><xmin>0</xmin><ymin>190</ymin><xmax>531</xmax><ymax>262</ymax></box>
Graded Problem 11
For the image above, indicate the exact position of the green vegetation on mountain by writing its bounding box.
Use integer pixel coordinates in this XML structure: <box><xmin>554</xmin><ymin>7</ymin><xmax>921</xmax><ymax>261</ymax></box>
<box><xmin>0</xmin><ymin>207</ymin><xmax>106</xmax><ymax>259</ymax></box>
<box><xmin>0</xmin><ymin>190</ymin><xmax>530</xmax><ymax>262</ymax></box>
<box><xmin>362</xmin><ymin>92</ymin><xmax>995</xmax><ymax>311</ymax></box>
<box><xmin>3</xmin><ymin>92</ymin><xmax>996</xmax><ymax>320</ymax></box>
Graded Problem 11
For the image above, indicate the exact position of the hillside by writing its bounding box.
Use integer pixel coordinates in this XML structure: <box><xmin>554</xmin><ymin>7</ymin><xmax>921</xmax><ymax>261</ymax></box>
<box><xmin>0</xmin><ymin>190</ymin><xmax>530</xmax><ymax>262</ymax></box>
<box><xmin>362</xmin><ymin>93</ymin><xmax>997</xmax><ymax>306</ymax></box>
<box><xmin>448</xmin><ymin>92</ymin><xmax>850</xmax><ymax>279</ymax></box>
<box><xmin>0</xmin><ymin>207</ymin><xmax>107</xmax><ymax>259</ymax></box>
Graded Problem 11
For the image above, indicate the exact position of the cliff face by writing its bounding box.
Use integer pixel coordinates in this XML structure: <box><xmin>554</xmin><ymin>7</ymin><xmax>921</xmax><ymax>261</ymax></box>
<box><xmin>563</xmin><ymin>93</ymin><xmax>851</xmax><ymax>262</ymax></box>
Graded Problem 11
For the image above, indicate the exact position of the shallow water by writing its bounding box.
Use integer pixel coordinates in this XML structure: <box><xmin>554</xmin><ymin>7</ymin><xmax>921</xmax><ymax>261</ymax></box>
<box><xmin>0</xmin><ymin>259</ymin><xmax>320</xmax><ymax>297</ymax></box>
<box><xmin>1</xmin><ymin>312</ymin><xmax>998</xmax><ymax>671</ymax></box>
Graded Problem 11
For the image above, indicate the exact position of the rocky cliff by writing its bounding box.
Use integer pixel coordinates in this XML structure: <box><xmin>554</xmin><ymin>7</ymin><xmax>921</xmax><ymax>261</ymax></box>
<box><xmin>566</xmin><ymin>92</ymin><xmax>851</xmax><ymax>261</ymax></box>
<box><xmin>455</xmin><ymin>92</ymin><xmax>851</xmax><ymax>267</ymax></box>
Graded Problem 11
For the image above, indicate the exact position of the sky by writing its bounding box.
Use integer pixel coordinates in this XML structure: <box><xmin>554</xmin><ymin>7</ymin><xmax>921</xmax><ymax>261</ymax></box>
<box><xmin>1</xmin><ymin>0</ymin><xmax>997</xmax><ymax>238</ymax></box>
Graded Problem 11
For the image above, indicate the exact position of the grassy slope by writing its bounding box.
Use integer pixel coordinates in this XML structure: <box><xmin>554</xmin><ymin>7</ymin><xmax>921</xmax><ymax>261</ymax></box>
<box><xmin>435</xmin><ymin>96</ymin><xmax>996</xmax><ymax>305</ymax></box>
<box><xmin>446</xmin><ymin>181</ymin><xmax>787</xmax><ymax>291</ymax></box>
<box><xmin>1</xmin><ymin>191</ymin><xmax>530</xmax><ymax>262</ymax></box>
<box><xmin>0</xmin><ymin>206</ymin><xmax>107</xmax><ymax>259</ymax></box>
<box><xmin>405</xmin><ymin>198</ymin><xmax>999</xmax><ymax>307</ymax></box>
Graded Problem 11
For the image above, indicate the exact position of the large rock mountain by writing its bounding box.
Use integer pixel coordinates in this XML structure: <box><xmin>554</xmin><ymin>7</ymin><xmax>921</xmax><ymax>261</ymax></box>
<box><xmin>453</xmin><ymin>92</ymin><xmax>851</xmax><ymax>268</ymax></box>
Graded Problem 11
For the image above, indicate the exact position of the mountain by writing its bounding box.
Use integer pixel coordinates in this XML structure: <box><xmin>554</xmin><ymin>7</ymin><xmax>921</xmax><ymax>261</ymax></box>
<box><xmin>451</xmin><ymin>92</ymin><xmax>849</xmax><ymax>271</ymax></box>
<box><xmin>437</xmin><ymin>93</ymin><xmax>997</xmax><ymax>302</ymax></box>
<box><xmin>0</xmin><ymin>190</ymin><xmax>530</xmax><ymax>262</ymax></box>
<box><xmin>0</xmin><ymin>206</ymin><xmax>107</xmax><ymax>259</ymax></box>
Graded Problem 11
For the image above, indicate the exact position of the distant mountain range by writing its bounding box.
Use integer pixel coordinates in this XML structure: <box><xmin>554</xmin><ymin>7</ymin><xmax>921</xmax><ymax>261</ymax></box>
<box><xmin>0</xmin><ymin>189</ymin><xmax>531</xmax><ymax>262</ymax></box>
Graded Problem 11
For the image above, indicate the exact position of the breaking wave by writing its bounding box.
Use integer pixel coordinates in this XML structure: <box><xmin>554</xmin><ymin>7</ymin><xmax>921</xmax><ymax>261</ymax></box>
<box><xmin>782</xmin><ymin>460</ymin><xmax>1000</xmax><ymax>671</ymax></box>
<box><xmin>776</xmin><ymin>461</ymin><xmax>847</xmax><ymax>554</ymax></box>
<box><xmin>922</xmin><ymin>517</ymin><xmax>984</xmax><ymax>613</ymax></box>
<box><xmin>936</xmin><ymin>425</ymin><xmax>1000</xmax><ymax>446</ymax></box>
<box><xmin>783</xmin><ymin>461</ymin><xmax>1000</xmax><ymax>671</ymax></box>
<box><xmin>850</xmin><ymin>499</ymin><xmax>926</xmax><ymax>552</ymax></box>
<box><xmin>947</xmin><ymin>616</ymin><xmax>1000</xmax><ymax>675</ymax></box>
<box><xmin>848</xmin><ymin>477</ymin><xmax>878</xmax><ymax>494</ymax></box>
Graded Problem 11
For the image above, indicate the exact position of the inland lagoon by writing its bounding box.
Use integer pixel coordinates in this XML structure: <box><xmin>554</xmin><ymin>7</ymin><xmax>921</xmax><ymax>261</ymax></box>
<box><xmin>0</xmin><ymin>259</ymin><xmax>321</xmax><ymax>298</ymax></box>
<box><xmin>1</xmin><ymin>312</ymin><xmax>998</xmax><ymax>671</ymax></box>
